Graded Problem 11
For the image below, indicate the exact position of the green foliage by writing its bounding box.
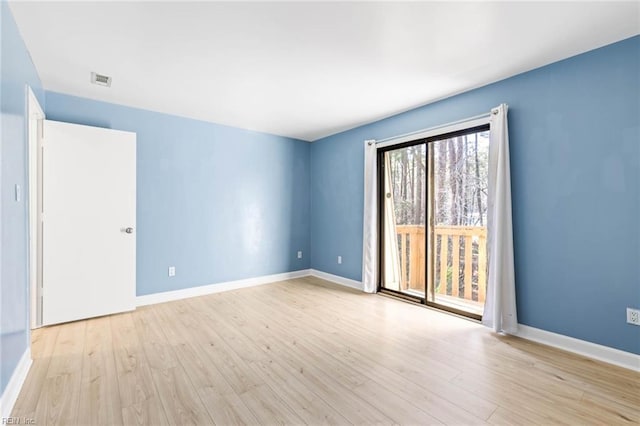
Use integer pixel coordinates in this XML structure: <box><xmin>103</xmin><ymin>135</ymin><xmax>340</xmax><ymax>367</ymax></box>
<box><xmin>386</xmin><ymin>131</ymin><xmax>489</xmax><ymax>227</ymax></box>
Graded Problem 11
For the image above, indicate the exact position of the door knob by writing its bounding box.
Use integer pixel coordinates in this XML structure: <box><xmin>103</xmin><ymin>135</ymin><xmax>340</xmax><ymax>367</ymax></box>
<box><xmin>125</xmin><ymin>227</ymin><xmax>134</xmax><ymax>234</ymax></box>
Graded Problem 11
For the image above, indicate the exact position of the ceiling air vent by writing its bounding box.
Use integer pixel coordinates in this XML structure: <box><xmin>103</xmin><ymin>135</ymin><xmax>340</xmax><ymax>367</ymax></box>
<box><xmin>91</xmin><ymin>72</ymin><xmax>112</xmax><ymax>87</ymax></box>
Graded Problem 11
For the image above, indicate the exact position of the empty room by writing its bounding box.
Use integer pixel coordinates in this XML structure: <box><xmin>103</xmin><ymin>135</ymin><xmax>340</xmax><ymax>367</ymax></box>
<box><xmin>1</xmin><ymin>1</ymin><xmax>639</xmax><ymax>425</ymax></box>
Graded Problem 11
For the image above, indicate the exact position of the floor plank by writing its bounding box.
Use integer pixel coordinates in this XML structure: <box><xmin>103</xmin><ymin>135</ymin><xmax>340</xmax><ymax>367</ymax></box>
<box><xmin>77</xmin><ymin>316</ymin><xmax>123</xmax><ymax>425</ymax></box>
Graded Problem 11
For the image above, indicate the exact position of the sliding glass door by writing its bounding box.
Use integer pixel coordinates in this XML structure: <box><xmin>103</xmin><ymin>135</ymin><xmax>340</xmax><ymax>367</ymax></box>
<box><xmin>379</xmin><ymin>125</ymin><xmax>489</xmax><ymax>319</ymax></box>
<box><xmin>379</xmin><ymin>144</ymin><xmax>426</xmax><ymax>297</ymax></box>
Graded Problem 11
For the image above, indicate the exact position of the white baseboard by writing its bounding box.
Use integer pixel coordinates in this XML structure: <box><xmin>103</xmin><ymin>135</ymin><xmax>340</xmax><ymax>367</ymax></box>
<box><xmin>136</xmin><ymin>269</ymin><xmax>312</xmax><ymax>306</ymax></box>
<box><xmin>515</xmin><ymin>324</ymin><xmax>640</xmax><ymax>372</ymax></box>
<box><xmin>0</xmin><ymin>349</ymin><xmax>32</xmax><ymax>419</ymax></box>
<box><xmin>309</xmin><ymin>269</ymin><xmax>364</xmax><ymax>291</ymax></box>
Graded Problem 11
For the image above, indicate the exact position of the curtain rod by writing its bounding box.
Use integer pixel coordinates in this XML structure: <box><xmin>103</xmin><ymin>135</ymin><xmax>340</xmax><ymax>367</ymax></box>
<box><xmin>371</xmin><ymin>109</ymin><xmax>496</xmax><ymax>146</ymax></box>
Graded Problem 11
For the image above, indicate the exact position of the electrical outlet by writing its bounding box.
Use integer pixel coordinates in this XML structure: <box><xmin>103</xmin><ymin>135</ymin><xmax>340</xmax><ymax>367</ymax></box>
<box><xmin>168</xmin><ymin>266</ymin><xmax>176</xmax><ymax>277</ymax></box>
<box><xmin>297</xmin><ymin>251</ymin><xmax>303</xmax><ymax>259</ymax></box>
<box><xmin>337</xmin><ymin>256</ymin><xmax>342</xmax><ymax>264</ymax></box>
<box><xmin>627</xmin><ymin>308</ymin><xmax>640</xmax><ymax>326</ymax></box>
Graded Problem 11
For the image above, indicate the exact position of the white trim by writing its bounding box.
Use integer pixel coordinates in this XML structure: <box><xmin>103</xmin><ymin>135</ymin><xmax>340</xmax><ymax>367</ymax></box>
<box><xmin>376</xmin><ymin>114</ymin><xmax>491</xmax><ymax>149</ymax></box>
<box><xmin>0</xmin><ymin>349</ymin><xmax>32</xmax><ymax>419</ymax></box>
<box><xmin>136</xmin><ymin>269</ymin><xmax>312</xmax><ymax>306</ymax></box>
<box><xmin>515</xmin><ymin>324</ymin><xmax>640</xmax><ymax>372</ymax></box>
<box><xmin>309</xmin><ymin>269</ymin><xmax>364</xmax><ymax>291</ymax></box>
<box><xmin>27</xmin><ymin>86</ymin><xmax>45</xmax><ymax>330</ymax></box>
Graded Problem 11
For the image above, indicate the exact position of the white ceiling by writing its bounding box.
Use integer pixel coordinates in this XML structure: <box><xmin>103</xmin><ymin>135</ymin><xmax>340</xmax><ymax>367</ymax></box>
<box><xmin>9</xmin><ymin>1</ymin><xmax>640</xmax><ymax>141</ymax></box>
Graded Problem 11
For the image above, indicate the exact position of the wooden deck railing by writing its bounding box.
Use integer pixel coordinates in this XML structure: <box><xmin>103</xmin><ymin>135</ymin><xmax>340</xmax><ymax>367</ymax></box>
<box><xmin>395</xmin><ymin>225</ymin><xmax>487</xmax><ymax>302</ymax></box>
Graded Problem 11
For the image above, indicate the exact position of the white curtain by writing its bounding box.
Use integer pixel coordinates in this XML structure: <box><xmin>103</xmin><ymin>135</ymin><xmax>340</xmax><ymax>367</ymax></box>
<box><xmin>362</xmin><ymin>140</ymin><xmax>378</xmax><ymax>293</ymax></box>
<box><xmin>482</xmin><ymin>104</ymin><xmax>518</xmax><ymax>334</ymax></box>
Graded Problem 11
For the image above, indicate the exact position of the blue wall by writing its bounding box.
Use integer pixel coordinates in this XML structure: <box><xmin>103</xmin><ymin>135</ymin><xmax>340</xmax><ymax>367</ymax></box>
<box><xmin>0</xmin><ymin>1</ymin><xmax>45</xmax><ymax>395</ymax></box>
<box><xmin>310</xmin><ymin>36</ymin><xmax>640</xmax><ymax>354</ymax></box>
<box><xmin>45</xmin><ymin>92</ymin><xmax>311</xmax><ymax>297</ymax></box>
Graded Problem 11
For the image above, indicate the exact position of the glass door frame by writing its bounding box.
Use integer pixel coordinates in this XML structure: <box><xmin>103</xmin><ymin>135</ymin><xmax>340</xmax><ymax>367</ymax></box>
<box><xmin>376</xmin><ymin>124</ymin><xmax>490</xmax><ymax>321</ymax></box>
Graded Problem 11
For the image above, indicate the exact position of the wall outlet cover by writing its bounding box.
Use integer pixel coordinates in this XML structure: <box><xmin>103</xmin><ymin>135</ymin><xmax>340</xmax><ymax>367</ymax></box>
<box><xmin>627</xmin><ymin>308</ymin><xmax>640</xmax><ymax>326</ymax></box>
<box><xmin>168</xmin><ymin>266</ymin><xmax>176</xmax><ymax>277</ymax></box>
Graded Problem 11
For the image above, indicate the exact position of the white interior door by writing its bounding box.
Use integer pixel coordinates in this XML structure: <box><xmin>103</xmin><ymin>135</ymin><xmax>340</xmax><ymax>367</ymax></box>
<box><xmin>42</xmin><ymin>120</ymin><xmax>136</xmax><ymax>325</ymax></box>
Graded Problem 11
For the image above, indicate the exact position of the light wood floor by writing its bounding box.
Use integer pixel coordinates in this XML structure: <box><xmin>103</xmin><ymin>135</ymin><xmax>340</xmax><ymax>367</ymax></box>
<box><xmin>12</xmin><ymin>276</ymin><xmax>640</xmax><ymax>425</ymax></box>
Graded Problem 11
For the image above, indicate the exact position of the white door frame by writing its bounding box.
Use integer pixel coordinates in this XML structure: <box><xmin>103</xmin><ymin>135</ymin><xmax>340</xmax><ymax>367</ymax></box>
<box><xmin>27</xmin><ymin>86</ymin><xmax>44</xmax><ymax>329</ymax></box>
